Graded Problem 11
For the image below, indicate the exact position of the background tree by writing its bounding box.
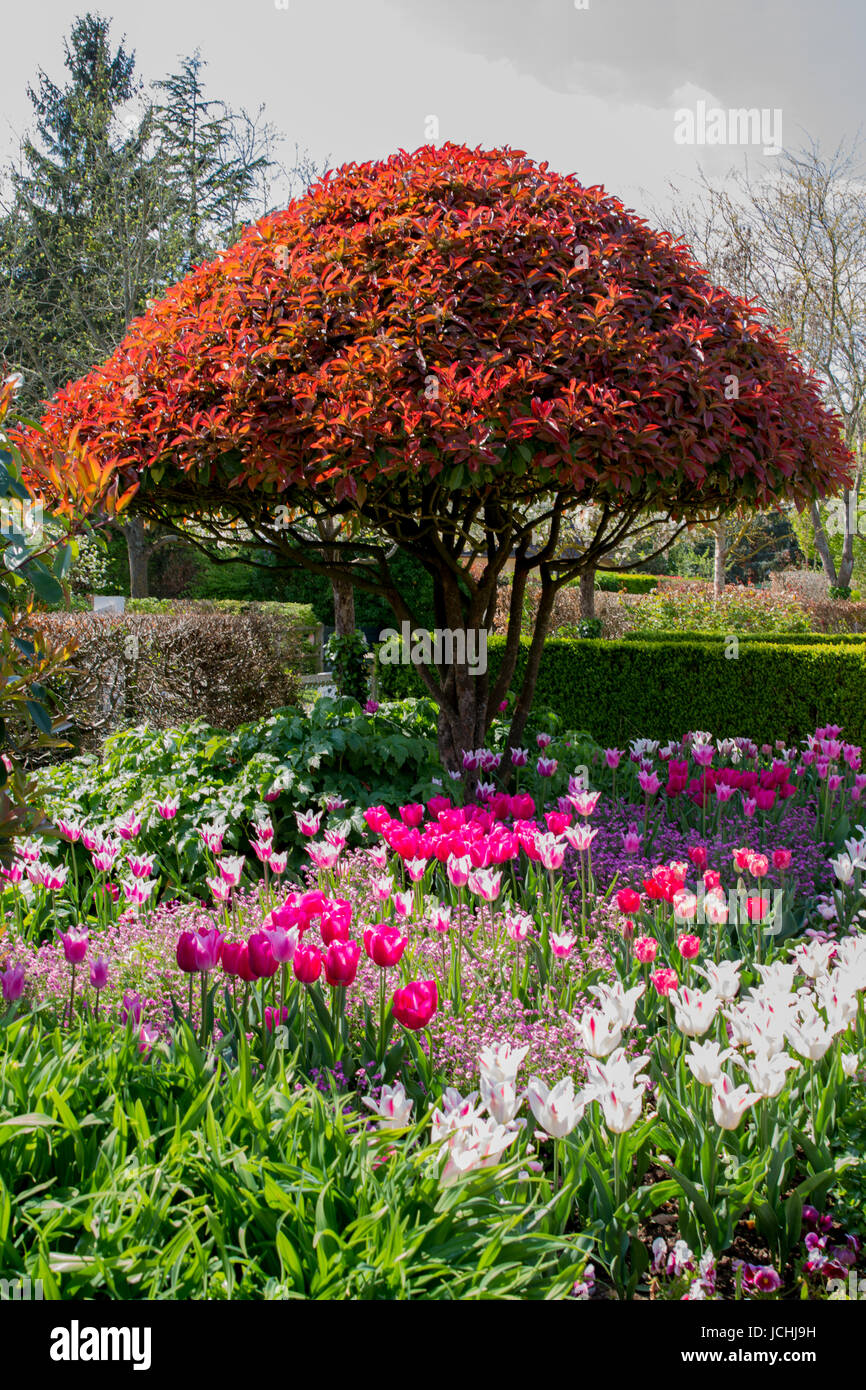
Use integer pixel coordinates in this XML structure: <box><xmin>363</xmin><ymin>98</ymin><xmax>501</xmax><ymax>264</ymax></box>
<box><xmin>32</xmin><ymin>144</ymin><xmax>853</xmax><ymax>768</ymax></box>
<box><xmin>0</xmin><ymin>15</ymin><xmax>306</xmax><ymax>595</ymax></box>
<box><xmin>665</xmin><ymin>138</ymin><xmax>866</xmax><ymax>591</ymax></box>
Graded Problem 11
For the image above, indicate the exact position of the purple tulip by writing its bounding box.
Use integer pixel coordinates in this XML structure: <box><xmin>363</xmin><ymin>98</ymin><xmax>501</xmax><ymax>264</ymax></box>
<box><xmin>1</xmin><ymin>962</ymin><xmax>25</xmax><ymax>1003</ymax></box>
<box><xmin>121</xmin><ymin>991</ymin><xmax>142</xmax><ymax>1026</ymax></box>
<box><xmin>89</xmin><ymin>957</ymin><xmax>109</xmax><ymax>990</ymax></box>
<box><xmin>59</xmin><ymin>928</ymin><xmax>88</xmax><ymax>964</ymax></box>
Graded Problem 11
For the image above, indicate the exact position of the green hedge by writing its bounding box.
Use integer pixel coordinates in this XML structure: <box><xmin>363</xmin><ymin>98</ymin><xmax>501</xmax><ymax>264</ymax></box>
<box><xmin>594</xmin><ymin>571</ymin><xmax>662</xmax><ymax>593</ymax></box>
<box><xmin>622</xmin><ymin>630</ymin><xmax>866</xmax><ymax>645</ymax></box>
<box><xmin>127</xmin><ymin>597</ymin><xmax>318</xmax><ymax>627</ymax></box>
<box><xmin>377</xmin><ymin>636</ymin><xmax>866</xmax><ymax>745</ymax></box>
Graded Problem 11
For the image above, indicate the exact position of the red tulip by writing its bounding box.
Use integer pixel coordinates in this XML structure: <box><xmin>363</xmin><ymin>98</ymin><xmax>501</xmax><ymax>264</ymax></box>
<box><xmin>392</xmin><ymin>979</ymin><xmax>438</xmax><ymax>1030</ymax></box>
<box><xmin>293</xmin><ymin>943</ymin><xmax>323</xmax><ymax>984</ymax></box>
<box><xmin>616</xmin><ymin>888</ymin><xmax>641</xmax><ymax>915</ymax></box>
<box><xmin>248</xmin><ymin>931</ymin><xmax>279</xmax><ymax>979</ymax></box>
<box><xmin>363</xmin><ymin>923</ymin><xmax>407</xmax><ymax>969</ymax></box>
<box><xmin>323</xmin><ymin>939</ymin><xmax>361</xmax><ymax>988</ymax></box>
<box><xmin>176</xmin><ymin>931</ymin><xmax>198</xmax><ymax>973</ymax></box>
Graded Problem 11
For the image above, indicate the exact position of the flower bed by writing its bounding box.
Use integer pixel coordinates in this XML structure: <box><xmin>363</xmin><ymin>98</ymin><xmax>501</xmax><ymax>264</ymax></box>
<box><xmin>1</xmin><ymin>721</ymin><xmax>865</xmax><ymax>1300</ymax></box>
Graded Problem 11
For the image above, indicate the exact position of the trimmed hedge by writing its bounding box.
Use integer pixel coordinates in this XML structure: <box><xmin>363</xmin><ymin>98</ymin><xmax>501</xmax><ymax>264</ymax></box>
<box><xmin>571</xmin><ymin>571</ymin><xmax>662</xmax><ymax>594</ymax></box>
<box><xmin>377</xmin><ymin>636</ymin><xmax>866</xmax><ymax>746</ymax></box>
<box><xmin>622</xmin><ymin>630</ymin><xmax>866</xmax><ymax>645</ymax></box>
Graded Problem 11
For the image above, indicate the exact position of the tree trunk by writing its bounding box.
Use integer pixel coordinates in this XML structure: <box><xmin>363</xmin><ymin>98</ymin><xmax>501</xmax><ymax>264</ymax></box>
<box><xmin>331</xmin><ymin>573</ymin><xmax>356</xmax><ymax>636</ymax></box>
<box><xmin>578</xmin><ymin>566</ymin><xmax>596</xmax><ymax>619</ymax></box>
<box><xmin>123</xmin><ymin>516</ymin><xmax>150</xmax><ymax>598</ymax></box>
<box><xmin>713</xmin><ymin>519</ymin><xmax>726</xmax><ymax>600</ymax></box>
<box><xmin>810</xmin><ymin>501</ymin><xmax>839</xmax><ymax>586</ymax></box>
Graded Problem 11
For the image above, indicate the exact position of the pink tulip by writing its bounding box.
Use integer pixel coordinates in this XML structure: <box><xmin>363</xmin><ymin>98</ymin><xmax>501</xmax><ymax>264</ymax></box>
<box><xmin>468</xmin><ymin>868</ymin><xmax>502</xmax><ymax>901</ymax></box>
<box><xmin>248</xmin><ymin>931</ymin><xmax>279</xmax><ymax>979</ymax></box>
<box><xmin>447</xmin><ymin>855</ymin><xmax>471</xmax><ymax>888</ymax></box>
<box><xmin>293</xmin><ymin>944</ymin><xmax>323</xmax><ymax>984</ymax></box>
<box><xmin>676</xmin><ymin>933</ymin><xmax>701</xmax><ymax>960</ymax></box>
<box><xmin>323</xmin><ymin>939</ymin><xmax>361</xmax><ymax>988</ymax></box>
<box><xmin>392</xmin><ymin>979</ymin><xmax>438</xmax><ymax>1030</ymax></box>
<box><xmin>634</xmin><ymin>935</ymin><xmax>659</xmax><ymax>964</ymax></box>
<box><xmin>363</xmin><ymin>923</ymin><xmax>408</xmax><ymax>968</ymax></box>
<box><xmin>294</xmin><ymin>809</ymin><xmax>322</xmax><ymax>837</ymax></box>
<box><xmin>651</xmin><ymin>967</ymin><xmax>679</xmax><ymax>997</ymax></box>
<box><xmin>155</xmin><ymin>797</ymin><xmax>179</xmax><ymax>820</ymax></box>
<box><xmin>90</xmin><ymin>957</ymin><xmax>109</xmax><ymax>990</ymax></box>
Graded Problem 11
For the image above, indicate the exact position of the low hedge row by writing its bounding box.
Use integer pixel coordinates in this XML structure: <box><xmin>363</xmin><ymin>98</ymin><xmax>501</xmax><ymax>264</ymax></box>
<box><xmin>621</xmin><ymin>630</ymin><xmax>866</xmax><ymax>645</ymax></box>
<box><xmin>377</xmin><ymin>637</ymin><xmax>866</xmax><ymax>746</ymax></box>
<box><xmin>570</xmin><ymin>571</ymin><xmax>662</xmax><ymax>594</ymax></box>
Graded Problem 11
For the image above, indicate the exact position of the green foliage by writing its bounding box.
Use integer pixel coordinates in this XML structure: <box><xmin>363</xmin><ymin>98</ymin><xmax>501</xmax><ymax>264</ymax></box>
<box><xmin>378</xmin><ymin>636</ymin><xmax>866</xmax><ymax>747</ymax></box>
<box><xmin>624</xmin><ymin>585</ymin><xmax>812</xmax><ymax>634</ymax></box>
<box><xmin>621</xmin><ymin>630</ymin><xmax>866</xmax><ymax>645</ymax></box>
<box><xmin>592</xmin><ymin>571</ymin><xmax>662</xmax><ymax>594</ymax></box>
<box><xmin>0</xmin><ymin>1017</ymin><xmax>588</xmax><ymax>1298</ymax></box>
<box><xmin>324</xmin><ymin>631</ymin><xmax>370</xmax><ymax>701</ymax></box>
<box><xmin>37</xmin><ymin>697</ymin><xmax>442</xmax><ymax>889</ymax></box>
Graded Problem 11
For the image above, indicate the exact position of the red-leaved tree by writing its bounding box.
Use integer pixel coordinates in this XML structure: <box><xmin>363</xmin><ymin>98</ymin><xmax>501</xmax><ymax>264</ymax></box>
<box><xmin>29</xmin><ymin>143</ymin><xmax>853</xmax><ymax>768</ymax></box>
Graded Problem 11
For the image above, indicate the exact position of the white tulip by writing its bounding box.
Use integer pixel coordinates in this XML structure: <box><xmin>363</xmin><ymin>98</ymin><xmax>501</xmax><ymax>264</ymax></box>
<box><xmin>438</xmin><ymin>1116</ymin><xmax>520</xmax><ymax>1186</ymax></box>
<box><xmin>685</xmin><ymin>1039</ymin><xmax>735</xmax><ymax>1086</ymax></box>
<box><xmin>696</xmin><ymin>959</ymin><xmax>742</xmax><ymax>1001</ymax></box>
<box><xmin>575</xmin><ymin>1007</ymin><xmax>623</xmax><ymax>1058</ymax></box>
<box><xmin>792</xmin><ymin>939</ymin><xmax>836</xmax><ymax>980</ymax></box>
<box><xmin>582</xmin><ymin>1048</ymin><xmax>650</xmax><ymax>1100</ymax></box>
<box><xmin>480</xmin><ymin>1073</ymin><xmax>524</xmax><ymax>1125</ymax></box>
<box><xmin>671</xmin><ymin>987</ymin><xmax>720</xmax><ymax>1038</ymax></box>
<box><xmin>841</xmin><ymin>1051</ymin><xmax>861</xmax><ymax>1078</ymax></box>
<box><xmin>430</xmin><ymin>1087</ymin><xmax>484</xmax><ymax>1141</ymax></box>
<box><xmin>477</xmin><ymin>1041</ymin><xmax>529</xmax><ymax>1085</ymax></box>
<box><xmin>786</xmin><ymin>1016</ymin><xmax>835</xmax><ymax>1062</ymax></box>
<box><xmin>600</xmin><ymin>1084</ymin><xmax>644</xmax><ymax>1134</ymax></box>
<box><xmin>588</xmin><ymin>980</ymin><xmax>645</xmax><ymax>1029</ymax></box>
<box><xmin>711</xmin><ymin>1072</ymin><xmax>761</xmax><ymax>1130</ymax></box>
<box><xmin>755</xmin><ymin>961</ymin><xmax>798</xmax><ymax>993</ymax></box>
<box><xmin>362</xmin><ymin>1081</ymin><xmax>414</xmax><ymax>1130</ymax></box>
<box><xmin>527</xmin><ymin>1075</ymin><xmax>586</xmax><ymax>1139</ymax></box>
<box><xmin>741</xmin><ymin>1049</ymin><xmax>800</xmax><ymax>1099</ymax></box>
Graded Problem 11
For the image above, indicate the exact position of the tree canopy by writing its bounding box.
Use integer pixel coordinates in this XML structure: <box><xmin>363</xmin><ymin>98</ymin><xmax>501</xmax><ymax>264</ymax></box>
<box><xmin>30</xmin><ymin>142</ymin><xmax>853</xmax><ymax>764</ymax></box>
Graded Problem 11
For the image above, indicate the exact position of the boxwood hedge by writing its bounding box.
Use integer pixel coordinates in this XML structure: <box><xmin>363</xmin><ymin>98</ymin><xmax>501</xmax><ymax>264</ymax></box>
<box><xmin>377</xmin><ymin>636</ymin><xmax>866</xmax><ymax>746</ymax></box>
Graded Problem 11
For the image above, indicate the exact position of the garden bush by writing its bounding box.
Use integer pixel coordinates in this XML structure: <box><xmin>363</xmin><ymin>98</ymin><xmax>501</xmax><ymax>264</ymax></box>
<box><xmin>623</xmin><ymin>583</ymin><xmax>812</xmax><ymax>634</ymax></box>
<box><xmin>377</xmin><ymin>636</ymin><xmax>866</xmax><ymax>748</ymax></box>
<box><xmin>590</xmin><ymin>571</ymin><xmax>662</xmax><ymax>594</ymax></box>
<box><xmin>33</xmin><ymin>610</ymin><xmax>305</xmax><ymax>750</ymax></box>
<box><xmin>35</xmin><ymin>696</ymin><xmax>442</xmax><ymax>891</ymax></box>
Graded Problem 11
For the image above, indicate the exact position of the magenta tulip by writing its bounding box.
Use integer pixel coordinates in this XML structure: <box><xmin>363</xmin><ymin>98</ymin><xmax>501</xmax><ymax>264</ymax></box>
<box><xmin>392</xmin><ymin>979</ymin><xmax>438</xmax><ymax>1031</ymax></box>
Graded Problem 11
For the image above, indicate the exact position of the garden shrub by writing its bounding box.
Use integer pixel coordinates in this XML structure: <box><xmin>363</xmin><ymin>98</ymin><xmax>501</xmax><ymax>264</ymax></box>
<box><xmin>621</xmin><ymin>631</ymin><xmax>866</xmax><ymax>645</ymax></box>
<box><xmin>377</xmin><ymin>636</ymin><xmax>866</xmax><ymax>747</ymax></box>
<box><xmin>126</xmin><ymin>598</ymin><xmax>321</xmax><ymax>674</ymax></box>
<box><xmin>590</xmin><ymin>571</ymin><xmax>662</xmax><ymax>594</ymax></box>
<box><xmin>37</xmin><ymin>696</ymin><xmax>442</xmax><ymax>887</ymax></box>
<box><xmin>33</xmin><ymin>609</ymin><xmax>304</xmax><ymax>749</ymax></box>
<box><xmin>623</xmin><ymin>584</ymin><xmax>812</xmax><ymax>634</ymax></box>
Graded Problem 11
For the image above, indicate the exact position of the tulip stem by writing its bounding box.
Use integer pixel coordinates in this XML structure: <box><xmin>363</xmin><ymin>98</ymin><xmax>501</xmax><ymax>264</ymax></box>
<box><xmin>378</xmin><ymin>967</ymin><xmax>386</xmax><ymax>1064</ymax></box>
<box><xmin>68</xmin><ymin>962</ymin><xmax>76</xmax><ymax>1027</ymax></box>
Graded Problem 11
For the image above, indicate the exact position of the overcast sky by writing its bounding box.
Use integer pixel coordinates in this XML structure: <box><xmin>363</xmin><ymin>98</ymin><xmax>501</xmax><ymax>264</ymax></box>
<box><xmin>3</xmin><ymin>0</ymin><xmax>863</xmax><ymax>221</ymax></box>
